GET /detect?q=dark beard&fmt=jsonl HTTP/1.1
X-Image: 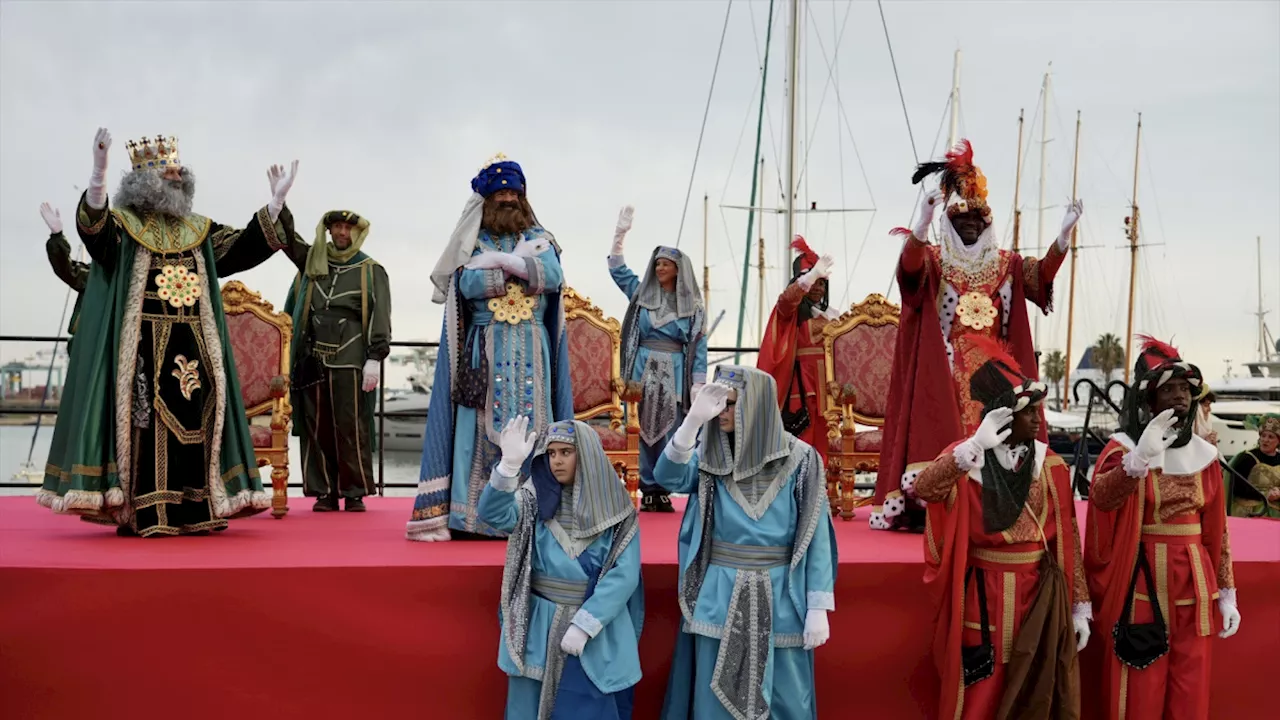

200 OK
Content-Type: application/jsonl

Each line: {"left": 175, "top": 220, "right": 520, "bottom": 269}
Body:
{"left": 113, "top": 168, "right": 196, "bottom": 218}
{"left": 481, "top": 199, "right": 533, "bottom": 236}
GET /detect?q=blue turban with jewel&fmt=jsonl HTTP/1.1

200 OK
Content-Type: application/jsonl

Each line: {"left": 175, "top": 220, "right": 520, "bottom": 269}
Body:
{"left": 471, "top": 155, "right": 526, "bottom": 197}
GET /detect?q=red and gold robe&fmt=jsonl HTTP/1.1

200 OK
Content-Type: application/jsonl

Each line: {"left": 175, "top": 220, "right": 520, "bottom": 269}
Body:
{"left": 1084, "top": 436, "right": 1234, "bottom": 720}
{"left": 872, "top": 237, "right": 1064, "bottom": 528}
{"left": 758, "top": 279, "right": 832, "bottom": 461}
{"left": 917, "top": 441, "right": 1086, "bottom": 720}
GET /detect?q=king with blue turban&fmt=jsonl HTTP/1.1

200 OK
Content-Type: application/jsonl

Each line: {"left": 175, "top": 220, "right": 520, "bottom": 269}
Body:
{"left": 406, "top": 155, "right": 574, "bottom": 542}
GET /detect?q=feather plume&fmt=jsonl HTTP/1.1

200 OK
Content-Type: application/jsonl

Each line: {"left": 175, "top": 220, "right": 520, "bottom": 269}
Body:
{"left": 966, "top": 334, "right": 1024, "bottom": 375}
{"left": 912, "top": 161, "right": 948, "bottom": 185}
{"left": 945, "top": 139, "right": 975, "bottom": 168}
{"left": 1136, "top": 334, "right": 1180, "bottom": 362}
{"left": 889, "top": 227, "right": 912, "bottom": 238}
{"left": 790, "top": 235, "right": 819, "bottom": 265}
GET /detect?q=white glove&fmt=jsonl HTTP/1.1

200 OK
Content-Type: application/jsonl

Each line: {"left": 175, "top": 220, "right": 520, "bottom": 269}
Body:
{"left": 1218, "top": 589, "right": 1240, "bottom": 638}
{"left": 561, "top": 625, "right": 590, "bottom": 656}
{"left": 266, "top": 160, "right": 299, "bottom": 222}
{"left": 803, "top": 609, "right": 830, "bottom": 649}
{"left": 465, "top": 251, "right": 528, "bottom": 280}
{"left": 797, "top": 254, "right": 835, "bottom": 291}
{"left": 361, "top": 359, "right": 379, "bottom": 392}
{"left": 1072, "top": 607, "right": 1091, "bottom": 651}
{"left": 974, "top": 407, "right": 1013, "bottom": 451}
{"left": 611, "top": 205, "right": 634, "bottom": 256}
{"left": 497, "top": 416, "right": 538, "bottom": 478}
{"left": 40, "top": 203, "right": 63, "bottom": 234}
{"left": 689, "top": 383, "right": 706, "bottom": 405}
{"left": 1055, "top": 199, "right": 1084, "bottom": 251}
{"left": 514, "top": 235, "right": 551, "bottom": 259}
{"left": 1134, "top": 408, "right": 1180, "bottom": 466}
{"left": 671, "top": 382, "right": 730, "bottom": 451}
{"left": 87, "top": 128, "right": 112, "bottom": 210}
{"left": 911, "top": 189, "right": 943, "bottom": 240}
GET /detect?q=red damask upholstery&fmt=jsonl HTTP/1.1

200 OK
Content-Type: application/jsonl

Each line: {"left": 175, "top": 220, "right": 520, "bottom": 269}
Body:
{"left": 249, "top": 424, "right": 273, "bottom": 448}
{"left": 567, "top": 319, "right": 613, "bottom": 413}
{"left": 226, "top": 312, "right": 283, "bottom": 409}
{"left": 831, "top": 323, "right": 895, "bottom": 419}
{"left": 854, "top": 429, "right": 883, "bottom": 453}
{"left": 587, "top": 420, "right": 628, "bottom": 451}
{"left": 221, "top": 280, "right": 293, "bottom": 519}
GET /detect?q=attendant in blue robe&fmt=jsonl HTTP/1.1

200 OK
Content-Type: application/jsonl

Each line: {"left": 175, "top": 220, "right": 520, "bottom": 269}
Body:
{"left": 654, "top": 366, "right": 837, "bottom": 720}
{"left": 608, "top": 205, "right": 708, "bottom": 513}
{"left": 479, "top": 416, "right": 644, "bottom": 720}
{"left": 406, "top": 156, "right": 574, "bottom": 542}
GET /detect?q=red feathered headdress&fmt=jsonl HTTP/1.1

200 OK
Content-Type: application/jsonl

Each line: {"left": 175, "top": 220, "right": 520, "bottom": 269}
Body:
{"left": 966, "top": 335, "right": 1046, "bottom": 411}
{"left": 791, "top": 235, "right": 819, "bottom": 277}
{"left": 912, "top": 139, "right": 992, "bottom": 222}
{"left": 1133, "top": 334, "right": 1202, "bottom": 392}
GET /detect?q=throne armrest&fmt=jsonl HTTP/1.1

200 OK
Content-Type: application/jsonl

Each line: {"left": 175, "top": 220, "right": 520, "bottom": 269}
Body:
{"left": 619, "top": 379, "right": 644, "bottom": 404}
{"left": 270, "top": 375, "right": 289, "bottom": 399}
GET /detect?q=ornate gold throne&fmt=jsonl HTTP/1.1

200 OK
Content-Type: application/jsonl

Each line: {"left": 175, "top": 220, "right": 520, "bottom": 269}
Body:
{"left": 562, "top": 287, "right": 642, "bottom": 507}
{"left": 822, "top": 293, "right": 900, "bottom": 520}
{"left": 221, "top": 280, "right": 293, "bottom": 519}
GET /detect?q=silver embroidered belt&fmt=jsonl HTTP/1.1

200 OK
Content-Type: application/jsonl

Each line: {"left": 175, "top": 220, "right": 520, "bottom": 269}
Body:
{"left": 530, "top": 573, "right": 588, "bottom": 606}
{"left": 709, "top": 541, "right": 790, "bottom": 570}
{"left": 640, "top": 338, "right": 683, "bottom": 353}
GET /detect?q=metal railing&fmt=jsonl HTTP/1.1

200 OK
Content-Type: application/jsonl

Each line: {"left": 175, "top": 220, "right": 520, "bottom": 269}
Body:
{"left": 0, "top": 333, "right": 763, "bottom": 491}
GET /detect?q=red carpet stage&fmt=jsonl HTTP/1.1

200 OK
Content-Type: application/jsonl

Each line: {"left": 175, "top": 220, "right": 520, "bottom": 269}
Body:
{"left": 3, "top": 497, "right": 1278, "bottom": 719}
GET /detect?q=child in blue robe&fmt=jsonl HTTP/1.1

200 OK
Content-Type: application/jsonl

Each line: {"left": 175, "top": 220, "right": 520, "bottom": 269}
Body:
{"left": 478, "top": 416, "right": 644, "bottom": 720}
{"left": 654, "top": 366, "right": 838, "bottom": 720}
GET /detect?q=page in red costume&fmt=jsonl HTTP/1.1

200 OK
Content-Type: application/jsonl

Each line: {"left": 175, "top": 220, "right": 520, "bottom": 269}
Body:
{"left": 758, "top": 281, "right": 828, "bottom": 460}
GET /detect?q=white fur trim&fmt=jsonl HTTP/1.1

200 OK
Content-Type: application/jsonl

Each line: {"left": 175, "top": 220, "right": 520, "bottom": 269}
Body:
{"left": 193, "top": 252, "right": 235, "bottom": 518}
{"left": 52, "top": 489, "right": 103, "bottom": 514}
{"left": 35, "top": 489, "right": 58, "bottom": 508}
{"left": 868, "top": 511, "right": 891, "bottom": 530}
{"left": 104, "top": 486, "right": 124, "bottom": 507}
{"left": 1122, "top": 450, "right": 1150, "bottom": 478}
{"left": 572, "top": 608, "right": 604, "bottom": 638}
{"left": 405, "top": 517, "right": 451, "bottom": 542}
{"left": 113, "top": 248, "right": 151, "bottom": 524}
{"left": 807, "top": 591, "right": 836, "bottom": 612}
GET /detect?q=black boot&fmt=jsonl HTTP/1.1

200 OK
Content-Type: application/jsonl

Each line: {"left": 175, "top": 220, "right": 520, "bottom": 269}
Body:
{"left": 312, "top": 495, "right": 339, "bottom": 512}
{"left": 641, "top": 494, "right": 656, "bottom": 513}
{"left": 344, "top": 496, "right": 366, "bottom": 512}
{"left": 653, "top": 491, "right": 675, "bottom": 513}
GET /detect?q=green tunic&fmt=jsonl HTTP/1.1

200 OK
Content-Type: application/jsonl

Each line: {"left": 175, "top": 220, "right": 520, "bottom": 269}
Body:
{"left": 36, "top": 192, "right": 287, "bottom": 535}
{"left": 284, "top": 241, "right": 391, "bottom": 499}
{"left": 45, "top": 231, "right": 90, "bottom": 345}
{"left": 1226, "top": 448, "right": 1280, "bottom": 519}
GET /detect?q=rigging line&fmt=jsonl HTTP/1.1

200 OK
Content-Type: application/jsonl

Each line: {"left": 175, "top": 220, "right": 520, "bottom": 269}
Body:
{"left": 675, "top": 0, "right": 735, "bottom": 249}
{"left": 876, "top": 0, "right": 918, "bottom": 163}
{"left": 833, "top": 0, "right": 850, "bottom": 305}
{"left": 720, "top": 37, "right": 769, "bottom": 205}
{"left": 793, "top": 0, "right": 854, "bottom": 190}
{"left": 843, "top": 212, "right": 879, "bottom": 307}
{"left": 718, "top": 206, "right": 746, "bottom": 297}
{"left": 1001, "top": 87, "right": 1045, "bottom": 249}
{"left": 24, "top": 247, "right": 82, "bottom": 466}
{"left": 886, "top": 100, "right": 952, "bottom": 298}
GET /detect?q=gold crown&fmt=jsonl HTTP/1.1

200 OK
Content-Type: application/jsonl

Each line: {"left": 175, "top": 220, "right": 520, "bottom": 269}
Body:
{"left": 126, "top": 135, "right": 181, "bottom": 171}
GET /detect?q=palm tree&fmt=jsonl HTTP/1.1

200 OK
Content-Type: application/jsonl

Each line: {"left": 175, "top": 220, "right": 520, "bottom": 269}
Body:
{"left": 1042, "top": 350, "right": 1067, "bottom": 410}
{"left": 1093, "top": 333, "right": 1125, "bottom": 383}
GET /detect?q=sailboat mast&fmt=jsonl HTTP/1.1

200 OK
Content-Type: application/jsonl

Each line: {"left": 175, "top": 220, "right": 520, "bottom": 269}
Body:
{"left": 1259, "top": 235, "right": 1267, "bottom": 362}
{"left": 703, "top": 193, "right": 711, "bottom": 320}
{"left": 1035, "top": 65, "right": 1051, "bottom": 350}
{"left": 783, "top": 0, "right": 802, "bottom": 267}
{"left": 758, "top": 158, "right": 767, "bottom": 342}
{"left": 1012, "top": 109, "right": 1025, "bottom": 253}
{"left": 1123, "top": 114, "right": 1143, "bottom": 384}
{"left": 733, "top": 0, "right": 775, "bottom": 363}
{"left": 1063, "top": 110, "right": 1082, "bottom": 410}
{"left": 947, "top": 50, "right": 961, "bottom": 147}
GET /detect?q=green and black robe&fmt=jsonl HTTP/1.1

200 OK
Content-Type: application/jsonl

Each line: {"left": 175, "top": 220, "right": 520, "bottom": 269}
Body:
{"left": 45, "top": 231, "right": 90, "bottom": 349}
{"left": 36, "top": 192, "right": 287, "bottom": 536}
{"left": 1226, "top": 447, "right": 1280, "bottom": 519}
{"left": 284, "top": 250, "right": 391, "bottom": 500}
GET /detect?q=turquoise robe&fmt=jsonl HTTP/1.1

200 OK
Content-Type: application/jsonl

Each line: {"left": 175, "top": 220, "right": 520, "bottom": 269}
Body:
{"left": 478, "top": 479, "right": 644, "bottom": 719}
{"left": 654, "top": 438, "right": 837, "bottom": 719}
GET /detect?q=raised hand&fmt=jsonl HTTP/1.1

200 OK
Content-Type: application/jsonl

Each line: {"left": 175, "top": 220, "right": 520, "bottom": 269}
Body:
{"left": 911, "top": 189, "right": 944, "bottom": 240}
{"left": 496, "top": 415, "right": 538, "bottom": 477}
{"left": 92, "top": 128, "right": 112, "bottom": 173}
{"left": 611, "top": 205, "right": 634, "bottom": 256}
{"left": 39, "top": 203, "right": 63, "bottom": 234}
{"left": 1056, "top": 200, "right": 1084, "bottom": 250}
{"left": 973, "top": 407, "right": 1014, "bottom": 451}
{"left": 1136, "top": 408, "right": 1179, "bottom": 462}
{"left": 687, "top": 382, "right": 731, "bottom": 426}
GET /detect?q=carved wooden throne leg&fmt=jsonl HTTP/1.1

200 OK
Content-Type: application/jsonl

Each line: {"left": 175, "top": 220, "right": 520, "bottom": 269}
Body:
{"left": 271, "top": 459, "right": 289, "bottom": 518}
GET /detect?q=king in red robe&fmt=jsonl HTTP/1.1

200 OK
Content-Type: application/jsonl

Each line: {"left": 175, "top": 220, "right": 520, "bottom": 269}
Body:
{"left": 1084, "top": 336, "right": 1240, "bottom": 720}
{"left": 757, "top": 237, "right": 838, "bottom": 463}
{"left": 871, "top": 140, "right": 1083, "bottom": 532}
{"left": 916, "top": 338, "right": 1090, "bottom": 720}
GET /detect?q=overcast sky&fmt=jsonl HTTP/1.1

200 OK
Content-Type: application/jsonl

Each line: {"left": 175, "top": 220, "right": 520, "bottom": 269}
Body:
{"left": 1, "top": 0, "right": 1277, "bottom": 386}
